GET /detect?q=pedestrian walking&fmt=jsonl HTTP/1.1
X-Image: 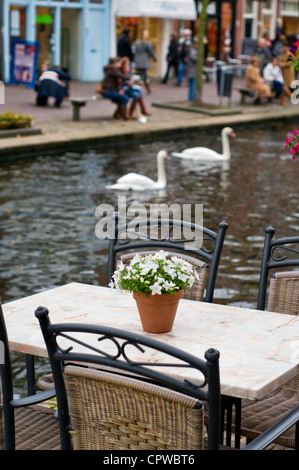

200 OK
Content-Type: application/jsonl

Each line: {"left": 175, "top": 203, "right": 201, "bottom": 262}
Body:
{"left": 117, "top": 28, "right": 134, "bottom": 63}
{"left": 161, "top": 33, "right": 179, "bottom": 84}
{"left": 176, "top": 29, "right": 191, "bottom": 86}
{"left": 134, "top": 30, "right": 157, "bottom": 94}
{"left": 186, "top": 38, "right": 198, "bottom": 101}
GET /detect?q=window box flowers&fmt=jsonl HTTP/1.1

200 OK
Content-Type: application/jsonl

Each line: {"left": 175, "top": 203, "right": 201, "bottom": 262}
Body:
{"left": 285, "top": 130, "right": 299, "bottom": 160}
{"left": 0, "top": 111, "right": 32, "bottom": 130}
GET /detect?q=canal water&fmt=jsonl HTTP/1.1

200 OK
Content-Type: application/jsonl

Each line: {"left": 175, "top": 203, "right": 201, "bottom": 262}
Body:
{"left": 1, "top": 122, "right": 298, "bottom": 391}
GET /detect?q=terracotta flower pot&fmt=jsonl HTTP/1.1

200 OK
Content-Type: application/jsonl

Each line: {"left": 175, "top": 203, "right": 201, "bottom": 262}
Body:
{"left": 133, "top": 289, "right": 183, "bottom": 333}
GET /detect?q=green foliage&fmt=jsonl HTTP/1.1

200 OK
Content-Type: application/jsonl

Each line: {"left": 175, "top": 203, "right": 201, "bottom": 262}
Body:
{"left": 109, "top": 251, "right": 200, "bottom": 296}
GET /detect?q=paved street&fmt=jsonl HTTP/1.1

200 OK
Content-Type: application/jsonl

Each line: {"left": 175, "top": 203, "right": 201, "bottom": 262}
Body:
{"left": 0, "top": 74, "right": 299, "bottom": 158}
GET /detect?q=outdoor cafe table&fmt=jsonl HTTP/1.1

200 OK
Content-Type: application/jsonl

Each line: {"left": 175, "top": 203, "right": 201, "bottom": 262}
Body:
{"left": 3, "top": 282, "right": 299, "bottom": 445}
{"left": 3, "top": 282, "right": 299, "bottom": 400}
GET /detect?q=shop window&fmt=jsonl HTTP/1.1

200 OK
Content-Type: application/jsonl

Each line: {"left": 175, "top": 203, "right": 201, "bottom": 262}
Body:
{"left": 263, "top": 0, "right": 272, "bottom": 9}
{"left": 89, "top": 0, "right": 103, "bottom": 3}
{"left": 10, "top": 6, "right": 26, "bottom": 39}
{"left": 282, "top": 0, "right": 298, "bottom": 13}
{"left": 245, "top": 0, "right": 254, "bottom": 14}
{"left": 244, "top": 18, "right": 253, "bottom": 38}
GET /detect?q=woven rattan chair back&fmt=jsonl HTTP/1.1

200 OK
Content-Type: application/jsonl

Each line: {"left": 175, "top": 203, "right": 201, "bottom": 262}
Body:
{"left": 35, "top": 306, "right": 221, "bottom": 451}
{"left": 64, "top": 365, "right": 203, "bottom": 450}
{"left": 267, "top": 271, "right": 299, "bottom": 315}
{"left": 119, "top": 251, "right": 208, "bottom": 302}
{"left": 107, "top": 213, "right": 228, "bottom": 303}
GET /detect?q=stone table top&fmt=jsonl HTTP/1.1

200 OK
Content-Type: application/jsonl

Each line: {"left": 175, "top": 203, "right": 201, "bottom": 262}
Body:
{"left": 3, "top": 282, "right": 299, "bottom": 400}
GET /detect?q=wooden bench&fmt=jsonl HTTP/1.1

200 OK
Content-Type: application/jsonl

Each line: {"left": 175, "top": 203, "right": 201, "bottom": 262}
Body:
{"left": 69, "top": 96, "right": 99, "bottom": 121}
{"left": 236, "top": 87, "right": 256, "bottom": 105}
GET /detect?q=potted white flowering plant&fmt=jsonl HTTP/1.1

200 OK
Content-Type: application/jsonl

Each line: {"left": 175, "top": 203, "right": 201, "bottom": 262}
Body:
{"left": 109, "top": 250, "right": 200, "bottom": 333}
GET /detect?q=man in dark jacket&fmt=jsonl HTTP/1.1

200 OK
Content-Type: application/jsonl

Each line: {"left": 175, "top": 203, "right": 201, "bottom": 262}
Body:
{"left": 161, "top": 33, "right": 179, "bottom": 84}
{"left": 117, "top": 29, "right": 134, "bottom": 63}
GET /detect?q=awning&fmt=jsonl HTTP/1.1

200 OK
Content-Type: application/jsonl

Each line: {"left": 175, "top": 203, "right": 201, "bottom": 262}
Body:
{"left": 114, "top": 0, "right": 197, "bottom": 20}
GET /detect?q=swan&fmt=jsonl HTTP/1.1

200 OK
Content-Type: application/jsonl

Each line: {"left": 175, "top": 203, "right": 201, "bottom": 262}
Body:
{"left": 106, "top": 150, "right": 170, "bottom": 191}
{"left": 171, "top": 127, "right": 236, "bottom": 161}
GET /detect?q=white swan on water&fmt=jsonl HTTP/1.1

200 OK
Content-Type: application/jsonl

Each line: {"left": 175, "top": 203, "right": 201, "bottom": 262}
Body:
{"left": 106, "top": 150, "right": 170, "bottom": 191}
{"left": 172, "top": 127, "right": 236, "bottom": 161}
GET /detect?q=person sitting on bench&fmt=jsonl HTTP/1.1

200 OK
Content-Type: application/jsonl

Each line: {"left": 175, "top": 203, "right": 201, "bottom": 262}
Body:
{"left": 263, "top": 55, "right": 292, "bottom": 106}
{"left": 35, "top": 64, "right": 71, "bottom": 107}
{"left": 119, "top": 57, "right": 151, "bottom": 118}
{"left": 100, "top": 57, "right": 131, "bottom": 120}
{"left": 245, "top": 56, "right": 272, "bottom": 104}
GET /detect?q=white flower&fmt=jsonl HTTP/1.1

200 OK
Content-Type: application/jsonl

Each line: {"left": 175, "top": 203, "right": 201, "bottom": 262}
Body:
{"left": 150, "top": 282, "right": 163, "bottom": 295}
{"left": 161, "top": 280, "right": 176, "bottom": 291}
{"left": 152, "top": 250, "right": 169, "bottom": 259}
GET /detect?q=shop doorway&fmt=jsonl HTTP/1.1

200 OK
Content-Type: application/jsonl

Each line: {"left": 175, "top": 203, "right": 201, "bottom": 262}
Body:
{"left": 61, "top": 9, "right": 81, "bottom": 79}
{"left": 35, "top": 6, "right": 81, "bottom": 79}
{"left": 36, "top": 7, "right": 55, "bottom": 70}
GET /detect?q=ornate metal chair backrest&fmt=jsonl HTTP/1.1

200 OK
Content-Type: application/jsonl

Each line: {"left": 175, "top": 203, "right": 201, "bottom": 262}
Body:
{"left": 107, "top": 212, "right": 228, "bottom": 303}
{"left": 35, "top": 306, "right": 221, "bottom": 451}
{"left": 257, "top": 226, "right": 299, "bottom": 313}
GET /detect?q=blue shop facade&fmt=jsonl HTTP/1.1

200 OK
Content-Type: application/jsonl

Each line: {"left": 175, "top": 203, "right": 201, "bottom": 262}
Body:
{"left": 2, "top": 0, "right": 112, "bottom": 83}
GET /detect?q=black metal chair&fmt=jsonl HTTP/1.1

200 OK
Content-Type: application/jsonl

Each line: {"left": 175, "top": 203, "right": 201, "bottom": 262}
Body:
{"left": 35, "top": 306, "right": 299, "bottom": 451}
{"left": 257, "top": 225, "right": 299, "bottom": 311}
{"left": 107, "top": 212, "right": 228, "bottom": 303}
{"left": 35, "top": 305, "right": 222, "bottom": 450}
{"left": 233, "top": 226, "right": 299, "bottom": 449}
{"left": 0, "top": 303, "right": 60, "bottom": 450}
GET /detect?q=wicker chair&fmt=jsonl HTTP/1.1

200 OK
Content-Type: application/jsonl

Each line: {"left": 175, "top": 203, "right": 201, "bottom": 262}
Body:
{"left": 0, "top": 304, "right": 60, "bottom": 450}
{"left": 234, "top": 226, "right": 299, "bottom": 449}
{"left": 35, "top": 306, "right": 299, "bottom": 451}
{"left": 107, "top": 213, "right": 228, "bottom": 303}
{"left": 35, "top": 305, "right": 223, "bottom": 450}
